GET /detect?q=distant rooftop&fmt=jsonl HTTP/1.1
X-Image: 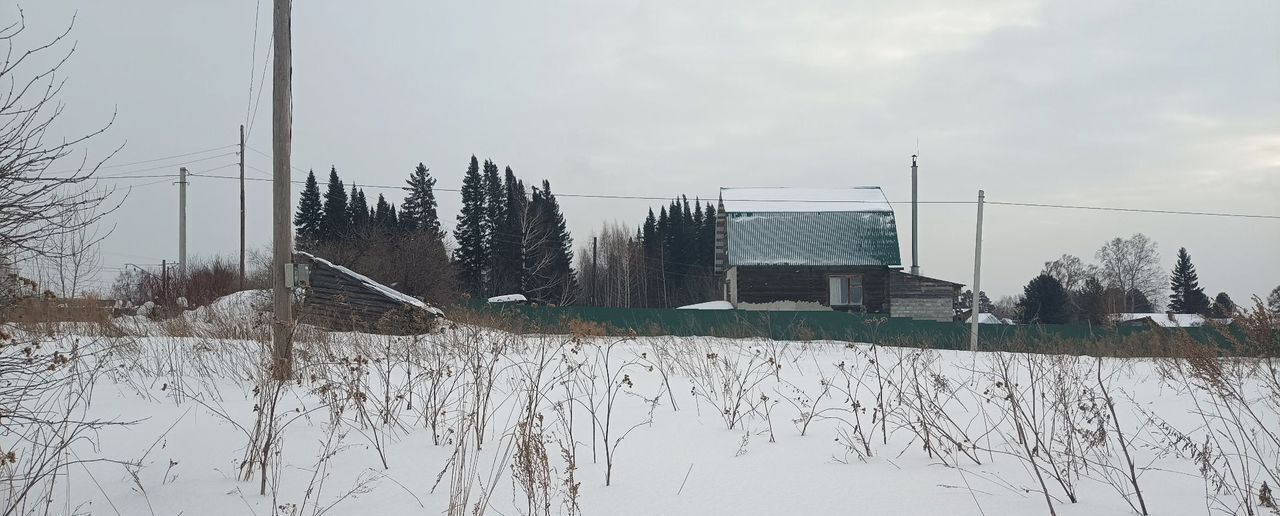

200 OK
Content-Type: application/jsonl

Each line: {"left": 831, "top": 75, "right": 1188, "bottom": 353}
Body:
{"left": 719, "top": 187, "right": 892, "bottom": 213}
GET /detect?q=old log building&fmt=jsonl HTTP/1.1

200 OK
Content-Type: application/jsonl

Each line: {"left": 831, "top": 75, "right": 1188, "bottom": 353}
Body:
{"left": 714, "top": 187, "right": 960, "bottom": 322}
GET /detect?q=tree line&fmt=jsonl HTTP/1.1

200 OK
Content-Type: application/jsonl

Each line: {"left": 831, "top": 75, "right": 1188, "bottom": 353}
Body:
{"left": 292, "top": 156, "right": 577, "bottom": 306}
{"left": 452, "top": 156, "right": 576, "bottom": 304}
{"left": 984, "top": 233, "right": 1240, "bottom": 324}
{"left": 578, "top": 196, "right": 719, "bottom": 308}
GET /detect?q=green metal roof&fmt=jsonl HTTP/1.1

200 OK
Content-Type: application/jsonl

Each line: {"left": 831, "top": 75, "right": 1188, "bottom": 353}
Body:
{"left": 725, "top": 211, "right": 902, "bottom": 267}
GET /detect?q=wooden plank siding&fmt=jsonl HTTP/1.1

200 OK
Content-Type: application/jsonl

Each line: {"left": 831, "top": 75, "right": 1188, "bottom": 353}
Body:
{"left": 295, "top": 253, "right": 439, "bottom": 334}
{"left": 735, "top": 265, "right": 890, "bottom": 313}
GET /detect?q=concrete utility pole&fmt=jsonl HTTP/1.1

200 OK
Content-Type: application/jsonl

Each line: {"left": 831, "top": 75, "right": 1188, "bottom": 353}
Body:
{"left": 239, "top": 124, "right": 246, "bottom": 290}
{"left": 178, "top": 167, "right": 187, "bottom": 275}
{"left": 271, "top": 0, "right": 294, "bottom": 380}
{"left": 910, "top": 155, "right": 919, "bottom": 276}
{"left": 969, "top": 189, "right": 985, "bottom": 352}
{"left": 591, "top": 236, "right": 598, "bottom": 305}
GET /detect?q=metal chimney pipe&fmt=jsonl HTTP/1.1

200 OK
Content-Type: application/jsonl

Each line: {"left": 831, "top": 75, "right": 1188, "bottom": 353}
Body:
{"left": 910, "top": 155, "right": 919, "bottom": 275}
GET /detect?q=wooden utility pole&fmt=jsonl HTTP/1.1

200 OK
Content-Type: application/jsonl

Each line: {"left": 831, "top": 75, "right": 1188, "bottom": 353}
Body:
{"left": 178, "top": 167, "right": 188, "bottom": 275}
{"left": 271, "top": 0, "right": 294, "bottom": 380}
{"left": 239, "top": 124, "right": 246, "bottom": 290}
{"left": 969, "top": 189, "right": 985, "bottom": 352}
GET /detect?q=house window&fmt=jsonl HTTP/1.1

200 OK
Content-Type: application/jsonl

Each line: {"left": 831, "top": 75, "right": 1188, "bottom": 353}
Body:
{"left": 828, "top": 275, "right": 863, "bottom": 307}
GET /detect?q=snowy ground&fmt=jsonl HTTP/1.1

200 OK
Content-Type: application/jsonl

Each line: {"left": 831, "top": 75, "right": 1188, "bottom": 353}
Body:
{"left": 4, "top": 303, "right": 1278, "bottom": 516}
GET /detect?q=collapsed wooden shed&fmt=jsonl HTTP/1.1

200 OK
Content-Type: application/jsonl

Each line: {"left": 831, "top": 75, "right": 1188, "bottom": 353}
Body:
{"left": 294, "top": 252, "right": 442, "bottom": 334}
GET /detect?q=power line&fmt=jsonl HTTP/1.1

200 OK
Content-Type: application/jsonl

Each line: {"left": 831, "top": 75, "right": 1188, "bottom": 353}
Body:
{"left": 86, "top": 162, "right": 238, "bottom": 181}
{"left": 986, "top": 201, "right": 1280, "bottom": 220}
{"left": 45, "top": 145, "right": 236, "bottom": 175}
{"left": 243, "top": 0, "right": 263, "bottom": 128}
{"left": 181, "top": 168, "right": 1280, "bottom": 220}
{"left": 245, "top": 43, "right": 273, "bottom": 140}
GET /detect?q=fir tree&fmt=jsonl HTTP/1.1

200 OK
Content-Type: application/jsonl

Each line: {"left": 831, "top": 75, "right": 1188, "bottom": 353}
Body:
{"left": 1169, "top": 247, "right": 1210, "bottom": 314}
{"left": 453, "top": 156, "right": 488, "bottom": 295}
{"left": 957, "top": 290, "right": 994, "bottom": 314}
{"left": 401, "top": 163, "right": 442, "bottom": 238}
{"left": 1210, "top": 292, "right": 1235, "bottom": 318}
{"left": 1072, "top": 277, "right": 1107, "bottom": 324}
{"left": 348, "top": 184, "right": 370, "bottom": 230}
{"left": 539, "top": 180, "right": 576, "bottom": 303}
{"left": 700, "top": 202, "right": 716, "bottom": 266}
{"left": 481, "top": 160, "right": 505, "bottom": 293}
{"left": 1128, "top": 289, "right": 1155, "bottom": 313}
{"left": 373, "top": 194, "right": 393, "bottom": 229}
{"left": 293, "top": 170, "right": 323, "bottom": 245}
{"left": 1016, "top": 273, "right": 1069, "bottom": 324}
{"left": 491, "top": 166, "right": 525, "bottom": 295}
{"left": 319, "top": 166, "right": 349, "bottom": 241}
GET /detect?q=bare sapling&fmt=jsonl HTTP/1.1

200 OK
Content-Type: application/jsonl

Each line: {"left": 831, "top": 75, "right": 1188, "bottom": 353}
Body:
{"left": 1089, "top": 357, "right": 1149, "bottom": 515}
{"left": 574, "top": 336, "right": 663, "bottom": 486}
{"left": 1149, "top": 319, "right": 1278, "bottom": 516}
{"left": 0, "top": 335, "right": 138, "bottom": 516}
{"left": 984, "top": 352, "right": 1059, "bottom": 516}
{"left": 511, "top": 336, "right": 575, "bottom": 516}
{"left": 886, "top": 348, "right": 985, "bottom": 467}
{"left": 408, "top": 332, "right": 461, "bottom": 446}
{"left": 679, "top": 339, "right": 779, "bottom": 431}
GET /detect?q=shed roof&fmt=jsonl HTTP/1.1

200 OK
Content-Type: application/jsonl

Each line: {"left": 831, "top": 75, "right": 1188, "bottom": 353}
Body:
{"left": 719, "top": 187, "right": 892, "bottom": 213}
{"left": 725, "top": 210, "right": 902, "bottom": 267}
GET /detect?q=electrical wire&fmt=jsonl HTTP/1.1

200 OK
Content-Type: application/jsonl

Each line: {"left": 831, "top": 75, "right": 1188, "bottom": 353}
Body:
{"left": 244, "top": 0, "right": 262, "bottom": 128}
{"left": 186, "top": 171, "right": 1280, "bottom": 220}
{"left": 985, "top": 201, "right": 1280, "bottom": 220}
{"left": 44, "top": 145, "right": 236, "bottom": 176}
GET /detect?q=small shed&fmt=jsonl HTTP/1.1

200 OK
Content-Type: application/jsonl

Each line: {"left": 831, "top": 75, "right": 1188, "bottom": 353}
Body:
{"left": 888, "top": 270, "right": 964, "bottom": 322}
{"left": 295, "top": 252, "right": 442, "bottom": 334}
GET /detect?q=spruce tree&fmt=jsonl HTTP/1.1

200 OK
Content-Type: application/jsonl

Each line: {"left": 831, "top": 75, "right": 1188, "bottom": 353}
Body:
{"left": 320, "top": 167, "right": 349, "bottom": 241}
{"left": 373, "top": 194, "right": 392, "bottom": 229}
{"left": 539, "top": 180, "right": 576, "bottom": 303}
{"left": 293, "top": 170, "right": 323, "bottom": 246}
{"left": 1072, "top": 277, "right": 1107, "bottom": 324}
{"left": 1128, "top": 289, "right": 1155, "bottom": 313}
{"left": 348, "top": 184, "right": 370, "bottom": 231}
{"left": 1169, "top": 247, "right": 1210, "bottom": 314}
{"left": 481, "top": 160, "right": 504, "bottom": 294}
{"left": 700, "top": 202, "right": 716, "bottom": 266}
{"left": 401, "top": 163, "right": 441, "bottom": 238}
{"left": 1016, "top": 273, "right": 1069, "bottom": 324}
{"left": 453, "top": 156, "right": 488, "bottom": 295}
{"left": 491, "top": 166, "right": 525, "bottom": 295}
{"left": 1210, "top": 292, "right": 1235, "bottom": 318}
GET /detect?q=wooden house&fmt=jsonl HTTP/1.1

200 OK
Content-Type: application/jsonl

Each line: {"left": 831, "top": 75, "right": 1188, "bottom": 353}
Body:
{"left": 714, "top": 187, "right": 961, "bottom": 321}
{"left": 295, "top": 252, "right": 442, "bottom": 334}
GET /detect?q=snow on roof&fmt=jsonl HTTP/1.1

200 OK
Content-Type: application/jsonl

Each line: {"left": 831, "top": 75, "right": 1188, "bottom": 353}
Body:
{"left": 488, "top": 294, "right": 528, "bottom": 303}
{"left": 720, "top": 187, "right": 893, "bottom": 213}
{"left": 1110, "top": 313, "right": 1229, "bottom": 328}
{"left": 677, "top": 300, "right": 735, "bottom": 310}
{"left": 967, "top": 312, "right": 1014, "bottom": 325}
{"left": 298, "top": 251, "right": 443, "bottom": 316}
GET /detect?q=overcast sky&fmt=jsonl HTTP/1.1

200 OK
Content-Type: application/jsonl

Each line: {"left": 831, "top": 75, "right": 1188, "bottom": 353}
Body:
{"left": 13, "top": 0, "right": 1280, "bottom": 302}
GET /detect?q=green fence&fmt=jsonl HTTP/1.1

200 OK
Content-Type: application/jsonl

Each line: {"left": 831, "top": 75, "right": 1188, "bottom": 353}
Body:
{"left": 458, "top": 302, "right": 1240, "bottom": 353}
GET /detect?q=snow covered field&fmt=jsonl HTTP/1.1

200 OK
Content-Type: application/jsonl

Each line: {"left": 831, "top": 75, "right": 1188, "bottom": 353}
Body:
{"left": 4, "top": 303, "right": 1278, "bottom": 516}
